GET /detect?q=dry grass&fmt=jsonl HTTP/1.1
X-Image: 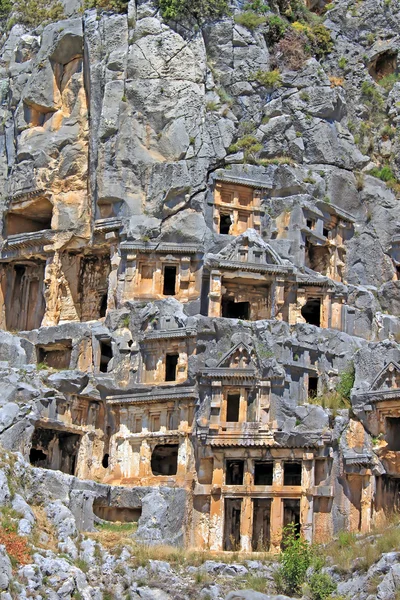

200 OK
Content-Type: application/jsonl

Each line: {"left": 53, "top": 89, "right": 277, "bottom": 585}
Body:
{"left": 86, "top": 525, "right": 273, "bottom": 568}
{"left": 308, "top": 391, "right": 350, "bottom": 413}
{"left": 324, "top": 516, "right": 400, "bottom": 573}
{"left": 329, "top": 76, "right": 344, "bottom": 87}
{"left": 30, "top": 506, "right": 59, "bottom": 553}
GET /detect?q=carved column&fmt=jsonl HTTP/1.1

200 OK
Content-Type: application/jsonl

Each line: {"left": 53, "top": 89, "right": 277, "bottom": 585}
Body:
{"left": 240, "top": 495, "right": 253, "bottom": 552}
{"left": 301, "top": 458, "right": 314, "bottom": 543}
{"left": 208, "top": 270, "right": 222, "bottom": 317}
{"left": 290, "top": 287, "right": 306, "bottom": 325}
{"left": 270, "top": 459, "right": 284, "bottom": 551}
{"left": 122, "top": 252, "right": 137, "bottom": 303}
{"left": 209, "top": 453, "right": 224, "bottom": 551}
{"left": 360, "top": 473, "right": 372, "bottom": 533}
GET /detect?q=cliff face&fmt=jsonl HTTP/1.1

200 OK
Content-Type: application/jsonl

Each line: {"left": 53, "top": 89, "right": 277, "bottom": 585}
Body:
{"left": 0, "top": 0, "right": 400, "bottom": 597}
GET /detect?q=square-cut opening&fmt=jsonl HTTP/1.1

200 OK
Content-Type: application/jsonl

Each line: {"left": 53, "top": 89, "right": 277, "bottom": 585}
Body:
{"left": 226, "top": 393, "right": 240, "bottom": 422}
{"left": 151, "top": 444, "right": 179, "bottom": 476}
{"left": 283, "top": 462, "right": 302, "bottom": 486}
{"left": 163, "top": 266, "right": 177, "bottom": 296}
{"left": 165, "top": 353, "right": 179, "bottom": 381}
{"left": 99, "top": 339, "right": 112, "bottom": 373}
{"left": 254, "top": 461, "right": 273, "bottom": 485}
{"left": 226, "top": 459, "right": 244, "bottom": 485}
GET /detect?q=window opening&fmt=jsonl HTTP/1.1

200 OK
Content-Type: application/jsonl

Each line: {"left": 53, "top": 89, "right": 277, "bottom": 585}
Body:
{"left": 99, "top": 339, "right": 112, "bottom": 373}
{"left": 254, "top": 461, "right": 273, "bottom": 485}
{"left": 163, "top": 266, "right": 177, "bottom": 296}
{"left": 220, "top": 214, "right": 232, "bottom": 234}
{"left": 301, "top": 298, "right": 321, "bottom": 327}
{"left": 226, "top": 393, "right": 240, "bottom": 422}
{"left": 222, "top": 299, "right": 250, "bottom": 320}
{"left": 165, "top": 353, "right": 179, "bottom": 382}
{"left": 151, "top": 444, "right": 179, "bottom": 476}
{"left": 226, "top": 460, "right": 244, "bottom": 485}
{"left": 283, "top": 462, "right": 302, "bottom": 486}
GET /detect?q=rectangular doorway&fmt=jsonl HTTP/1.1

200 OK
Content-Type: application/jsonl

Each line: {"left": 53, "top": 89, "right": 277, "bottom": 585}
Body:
{"left": 252, "top": 498, "right": 271, "bottom": 551}
{"left": 224, "top": 498, "right": 242, "bottom": 551}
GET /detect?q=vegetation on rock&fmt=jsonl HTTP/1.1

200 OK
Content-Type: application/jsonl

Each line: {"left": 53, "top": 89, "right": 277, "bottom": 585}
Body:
{"left": 84, "top": 0, "right": 129, "bottom": 12}
{"left": 7, "top": 0, "right": 64, "bottom": 27}
{"left": 157, "top": 0, "right": 230, "bottom": 20}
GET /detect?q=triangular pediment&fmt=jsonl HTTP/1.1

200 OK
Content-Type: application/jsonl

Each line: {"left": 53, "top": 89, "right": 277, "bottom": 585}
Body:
{"left": 370, "top": 361, "right": 400, "bottom": 391}
{"left": 212, "top": 229, "right": 284, "bottom": 266}
{"left": 217, "top": 341, "right": 257, "bottom": 370}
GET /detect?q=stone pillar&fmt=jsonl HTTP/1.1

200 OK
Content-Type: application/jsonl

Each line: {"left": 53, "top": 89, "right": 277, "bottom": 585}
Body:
{"left": 330, "top": 297, "right": 343, "bottom": 331}
{"left": 42, "top": 253, "right": 62, "bottom": 326}
{"left": 108, "top": 242, "right": 120, "bottom": 309}
{"left": 177, "top": 352, "right": 187, "bottom": 383}
{"left": 208, "top": 270, "right": 222, "bottom": 317}
{"left": 154, "top": 263, "right": 163, "bottom": 297}
{"left": 273, "top": 278, "right": 286, "bottom": 320}
{"left": 270, "top": 459, "right": 284, "bottom": 551}
{"left": 289, "top": 287, "right": 306, "bottom": 325}
{"left": 177, "top": 439, "right": 188, "bottom": 477}
{"left": 240, "top": 496, "right": 253, "bottom": 552}
{"left": 122, "top": 252, "right": 137, "bottom": 303}
{"left": 321, "top": 293, "right": 330, "bottom": 328}
{"left": 239, "top": 389, "right": 247, "bottom": 423}
{"left": 179, "top": 256, "right": 191, "bottom": 300}
{"left": 0, "top": 265, "right": 6, "bottom": 330}
{"left": 139, "top": 439, "right": 152, "bottom": 478}
{"left": 209, "top": 454, "right": 224, "bottom": 551}
{"left": 270, "top": 497, "right": 283, "bottom": 553}
{"left": 360, "top": 474, "right": 372, "bottom": 533}
{"left": 301, "top": 459, "right": 314, "bottom": 543}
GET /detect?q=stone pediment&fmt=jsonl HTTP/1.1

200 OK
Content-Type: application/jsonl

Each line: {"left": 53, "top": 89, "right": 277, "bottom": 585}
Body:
{"left": 206, "top": 229, "right": 287, "bottom": 268}
{"left": 216, "top": 341, "right": 258, "bottom": 370}
{"left": 370, "top": 361, "right": 400, "bottom": 392}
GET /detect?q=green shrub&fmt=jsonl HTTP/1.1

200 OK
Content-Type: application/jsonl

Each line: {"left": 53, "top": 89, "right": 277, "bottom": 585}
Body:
{"left": 12, "top": 0, "right": 64, "bottom": 26}
{"left": 253, "top": 68, "right": 282, "bottom": 88}
{"left": 274, "top": 523, "right": 312, "bottom": 595}
{"left": 361, "top": 80, "right": 384, "bottom": 109}
{"left": 369, "top": 165, "right": 396, "bottom": 183}
{"left": 217, "top": 87, "right": 233, "bottom": 106}
{"left": 244, "top": 0, "right": 269, "bottom": 12}
{"left": 336, "top": 363, "right": 355, "bottom": 401}
{"left": 308, "top": 24, "right": 333, "bottom": 56}
{"left": 206, "top": 100, "right": 219, "bottom": 112}
{"left": 228, "top": 134, "right": 263, "bottom": 162}
{"left": 338, "top": 56, "right": 347, "bottom": 69}
{"left": 0, "top": 0, "right": 11, "bottom": 19}
{"left": 234, "top": 11, "right": 267, "bottom": 29}
{"left": 157, "top": 0, "right": 229, "bottom": 20}
{"left": 309, "top": 571, "right": 337, "bottom": 600}
{"left": 266, "top": 14, "right": 288, "bottom": 43}
{"left": 378, "top": 72, "right": 400, "bottom": 91}
{"left": 84, "top": 0, "right": 128, "bottom": 12}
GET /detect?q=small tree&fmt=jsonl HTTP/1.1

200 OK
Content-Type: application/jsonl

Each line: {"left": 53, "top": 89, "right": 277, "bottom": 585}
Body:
{"left": 274, "top": 523, "right": 312, "bottom": 595}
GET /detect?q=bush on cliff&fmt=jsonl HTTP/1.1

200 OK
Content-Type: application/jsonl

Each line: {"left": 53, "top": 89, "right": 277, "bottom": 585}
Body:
{"left": 157, "top": 0, "right": 230, "bottom": 20}
{"left": 10, "top": 0, "right": 64, "bottom": 27}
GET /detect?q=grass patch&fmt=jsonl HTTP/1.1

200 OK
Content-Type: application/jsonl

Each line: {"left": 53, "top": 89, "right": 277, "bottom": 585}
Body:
{"left": 96, "top": 521, "right": 138, "bottom": 533}
{"left": 234, "top": 11, "right": 267, "bottom": 30}
{"left": 368, "top": 165, "right": 397, "bottom": 183}
{"left": 324, "top": 516, "right": 400, "bottom": 573}
{"left": 252, "top": 68, "right": 282, "bottom": 89}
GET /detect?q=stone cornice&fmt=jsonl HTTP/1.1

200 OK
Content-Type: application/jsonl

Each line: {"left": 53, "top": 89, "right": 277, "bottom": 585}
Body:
{"left": 144, "top": 327, "right": 197, "bottom": 341}
{"left": 107, "top": 386, "right": 198, "bottom": 405}
{"left": 119, "top": 241, "right": 201, "bottom": 254}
